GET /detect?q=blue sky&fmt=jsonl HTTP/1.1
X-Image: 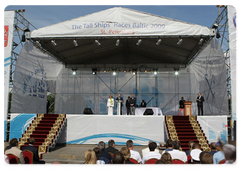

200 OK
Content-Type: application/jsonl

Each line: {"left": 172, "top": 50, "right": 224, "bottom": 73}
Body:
{"left": 4, "top": 5, "right": 220, "bottom": 29}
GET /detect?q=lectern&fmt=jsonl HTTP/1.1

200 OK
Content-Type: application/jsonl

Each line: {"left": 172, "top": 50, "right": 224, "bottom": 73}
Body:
{"left": 116, "top": 99, "right": 123, "bottom": 115}
{"left": 184, "top": 101, "right": 192, "bottom": 116}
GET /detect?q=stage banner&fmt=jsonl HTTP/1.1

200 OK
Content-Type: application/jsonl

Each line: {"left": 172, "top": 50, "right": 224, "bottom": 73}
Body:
{"left": 9, "top": 113, "right": 37, "bottom": 140}
{"left": 197, "top": 116, "right": 228, "bottom": 144}
{"left": 228, "top": 6, "right": 237, "bottom": 121}
{"left": 4, "top": 11, "right": 15, "bottom": 140}
{"left": 66, "top": 115, "right": 164, "bottom": 145}
{"left": 11, "top": 41, "right": 63, "bottom": 113}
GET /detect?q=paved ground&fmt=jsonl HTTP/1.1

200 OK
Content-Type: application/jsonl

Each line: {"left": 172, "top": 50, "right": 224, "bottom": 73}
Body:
{"left": 42, "top": 144, "right": 164, "bottom": 164}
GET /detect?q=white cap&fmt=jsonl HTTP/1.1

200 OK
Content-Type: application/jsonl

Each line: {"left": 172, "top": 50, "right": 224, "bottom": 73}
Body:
{"left": 190, "top": 149, "right": 202, "bottom": 161}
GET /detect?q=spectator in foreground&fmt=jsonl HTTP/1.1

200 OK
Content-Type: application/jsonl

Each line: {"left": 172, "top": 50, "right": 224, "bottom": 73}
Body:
{"left": 162, "top": 139, "right": 173, "bottom": 154}
{"left": 142, "top": 141, "right": 161, "bottom": 164}
{"left": 112, "top": 151, "right": 125, "bottom": 164}
{"left": 5, "top": 138, "right": 25, "bottom": 164}
{"left": 126, "top": 139, "right": 142, "bottom": 163}
{"left": 223, "top": 144, "right": 236, "bottom": 164}
{"left": 98, "top": 141, "right": 111, "bottom": 164}
{"left": 2, "top": 143, "right": 9, "bottom": 165}
{"left": 155, "top": 160, "right": 166, "bottom": 164}
{"left": 120, "top": 147, "right": 134, "bottom": 164}
{"left": 22, "top": 137, "right": 45, "bottom": 164}
{"left": 209, "top": 142, "right": 217, "bottom": 155}
{"left": 185, "top": 141, "right": 195, "bottom": 156}
{"left": 160, "top": 152, "right": 172, "bottom": 164}
{"left": 167, "top": 140, "right": 187, "bottom": 163}
{"left": 213, "top": 141, "right": 225, "bottom": 164}
{"left": 105, "top": 139, "right": 119, "bottom": 156}
{"left": 84, "top": 150, "right": 97, "bottom": 164}
{"left": 142, "top": 141, "right": 160, "bottom": 156}
{"left": 190, "top": 143, "right": 202, "bottom": 164}
{"left": 93, "top": 147, "right": 105, "bottom": 164}
{"left": 200, "top": 151, "right": 213, "bottom": 164}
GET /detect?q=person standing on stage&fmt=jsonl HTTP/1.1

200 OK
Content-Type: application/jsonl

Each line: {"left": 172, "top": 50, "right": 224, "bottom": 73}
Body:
{"left": 196, "top": 93, "right": 204, "bottom": 116}
{"left": 107, "top": 95, "right": 114, "bottom": 115}
{"left": 140, "top": 100, "right": 147, "bottom": 107}
{"left": 125, "top": 96, "right": 131, "bottom": 115}
{"left": 129, "top": 94, "right": 136, "bottom": 115}
{"left": 116, "top": 93, "right": 123, "bottom": 115}
{"left": 179, "top": 97, "right": 185, "bottom": 116}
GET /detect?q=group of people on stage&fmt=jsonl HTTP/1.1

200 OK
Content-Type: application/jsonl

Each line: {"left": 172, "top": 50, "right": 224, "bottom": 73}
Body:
{"left": 178, "top": 93, "right": 205, "bottom": 116}
{"left": 107, "top": 94, "right": 147, "bottom": 116}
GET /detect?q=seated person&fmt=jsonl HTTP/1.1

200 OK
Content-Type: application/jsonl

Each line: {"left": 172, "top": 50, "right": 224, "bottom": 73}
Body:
{"left": 104, "top": 139, "right": 119, "bottom": 156}
{"left": 140, "top": 100, "right": 147, "bottom": 107}
{"left": 142, "top": 141, "right": 160, "bottom": 156}
{"left": 142, "top": 142, "right": 161, "bottom": 164}
{"left": 120, "top": 147, "right": 134, "bottom": 164}
{"left": 5, "top": 138, "right": 25, "bottom": 164}
{"left": 111, "top": 151, "right": 125, "bottom": 164}
{"left": 98, "top": 141, "right": 111, "bottom": 164}
{"left": 167, "top": 140, "right": 187, "bottom": 163}
{"left": 126, "top": 139, "right": 142, "bottom": 163}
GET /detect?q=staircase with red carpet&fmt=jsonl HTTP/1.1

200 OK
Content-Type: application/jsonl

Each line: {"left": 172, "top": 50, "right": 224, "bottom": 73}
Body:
{"left": 165, "top": 116, "right": 210, "bottom": 152}
{"left": 19, "top": 114, "right": 66, "bottom": 156}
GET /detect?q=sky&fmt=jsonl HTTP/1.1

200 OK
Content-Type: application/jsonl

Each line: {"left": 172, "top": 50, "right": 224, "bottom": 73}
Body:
{"left": 4, "top": 5, "right": 221, "bottom": 30}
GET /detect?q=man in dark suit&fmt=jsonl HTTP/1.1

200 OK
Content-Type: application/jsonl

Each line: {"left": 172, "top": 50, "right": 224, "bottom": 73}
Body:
{"left": 125, "top": 96, "right": 131, "bottom": 115}
{"left": 129, "top": 94, "right": 136, "bottom": 115}
{"left": 196, "top": 93, "right": 205, "bottom": 116}
{"left": 98, "top": 141, "right": 112, "bottom": 164}
{"left": 105, "top": 139, "right": 119, "bottom": 157}
{"left": 22, "top": 138, "right": 45, "bottom": 164}
{"left": 140, "top": 100, "right": 147, "bottom": 107}
{"left": 116, "top": 93, "right": 123, "bottom": 115}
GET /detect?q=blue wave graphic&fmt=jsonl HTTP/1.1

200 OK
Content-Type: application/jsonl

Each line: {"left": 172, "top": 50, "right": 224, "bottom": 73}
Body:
{"left": 4, "top": 56, "right": 11, "bottom": 67}
{"left": 67, "top": 133, "right": 158, "bottom": 145}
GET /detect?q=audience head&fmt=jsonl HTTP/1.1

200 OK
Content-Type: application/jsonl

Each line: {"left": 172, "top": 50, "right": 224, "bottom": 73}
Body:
{"left": 126, "top": 140, "right": 133, "bottom": 149}
{"left": 210, "top": 142, "right": 216, "bottom": 150}
{"left": 84, "top": 149, "right": 97, "bottom": 164}
{"left": 181, "top": 97, "right": 184, "bottom": 100}
{"left": 215, "top": 141, "right": 223, "bottom": 151}
{"left": 166, "top": 139, "right": 173, "bottom": 148}
{"left": 120, "top": 147, "right": 131, "bottom": 161}
{"left": 10, "top": 138, "right": 18, "bottom": 147}
{"left": 128, "top": 96, "right": 130, "bottom": 99}
{"left": 2, "top": 143, "right": 7, "bottom": 154}
{"left": 155, "top": 160, "right": 166, "bottom": 164}
{"left": 149, "top": 141, "right": 157, "bottom": 151}
{"left": 28, "top": 137, "right": 35, "bottom": 145}
{"left": 192, "top": 143, "right": 201, "bottom": 150}
{"left": 112, "top": 151, "right": 125, "bottom": 164}
{"left": 223, "top": 144, "right": 236, "bottom": 162}
{"left": 93, "top": 147, "right": 101, "bottom": 160}
{"left": 199, "top": 151, "right": 213, "bottom": 164}
{"left": 160, "top": 152, "right": 172, "bottom": 164}
{"left": 132, "top": 94, "right": 135, "bottom": 98}
{"left": 98, "top": 141, "right": 106, "bottom": 150}
{"left": 108, "top": 139, "right": 115, "bottom": 148}
{"left": 172, "top": 140, "right": 181, "bottom": 150}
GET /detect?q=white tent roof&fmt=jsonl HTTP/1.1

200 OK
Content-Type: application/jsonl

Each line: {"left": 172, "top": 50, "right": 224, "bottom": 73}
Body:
{"left": 31, "top": 7, "right": 214, "bottom": 38}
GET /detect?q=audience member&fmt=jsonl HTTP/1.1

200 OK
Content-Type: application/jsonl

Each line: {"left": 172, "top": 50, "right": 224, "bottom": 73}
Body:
{"left": 22, "top": 137, "right": 45, "bottom": 164}
{"left": 223, "top": 144, "right": 236, "bottom": 164}
{"left": 190, "top": 143, "right": 202, "bottom": 164}
{"left": 112, "top": 151, "right": 125, "bottom": 164}
{"left": 162, "top": 139, "right": 173, "bottom": 154}
{"left": 105, "top": 139, "right": 119, "bottom": 156}
{"left": 84, "top": 149, "right": 97, "bottom": 164}
{"left": 98, "top": 141, "right": 111, "bottom": 164}
{"left": 5, "top": 138, "right": 13, "bottom": 151}
{"left": 142, "top": 141, "right": 161, "bottom": 164}
{"left": 93, "top": 147, "right": 105, "bottom": 164}
{"left": 120, "top": 147, "right": 134, "bottom": 164}
{"left": 142, "top": 141, "right": 160, "bottom": 156}
{"left": 199, "top": 151, "right": 213, "bottom": 164}
{"left": 185, "top": 141, "right": 195, "bottom": 156}
{"left": 160, "top": 152, "right": 172, "bottom": 164}
{"left": 126, "top": 139, "right": 142, "bottom": 163}
{"left": 155, "top": 160, "right": 166, "bottom": 164}
{"left": 5, "top": 138, "right": 25, "bottom": 164}
{"left": 209, "top": 142, "right": 217, "bottom": 155}
{"left": 2, "top": 143, "right": 9, "bottom": 165}
{"left": 213, "top": 141, "right": 225, "bottom": 164}
{"left": 167, "top": 140, "right": 187, "bottom": 163}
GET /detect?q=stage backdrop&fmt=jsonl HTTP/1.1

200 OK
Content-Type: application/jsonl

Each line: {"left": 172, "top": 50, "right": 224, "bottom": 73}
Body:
{"left": 11, "top": 39, "right": 228, "bottom": 115}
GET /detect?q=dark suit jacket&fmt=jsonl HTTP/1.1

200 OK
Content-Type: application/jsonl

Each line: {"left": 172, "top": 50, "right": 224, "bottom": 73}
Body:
{"left": 179, "top": 100, "right": 185, "bottom": 108}
{"left": 125, "top": 99, "right": 131, "bottom": 109}
{"left": 99, "top": 149, "right": 112, "bottom": 163}
{"left": 196, "top": 96, "right": 204, "bottom": 106}
{"left": 129, "top": 97, "right": 136, "bottom": 107}
{"left": 22, "top": 145, "right": 40, "bottom": 164}
{"left": 140, "top": 101, "right": 146, "bottom": 107}
{"left": 104, "top": 146, "right": 119, "bottom": 155}
{"left": 116, "top": 97, "right": 123, "bottom": 107}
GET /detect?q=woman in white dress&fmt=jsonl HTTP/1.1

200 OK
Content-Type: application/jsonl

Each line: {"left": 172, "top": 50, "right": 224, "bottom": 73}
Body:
{"left": 107, "top": 95, "right": 114, "bottom": 115}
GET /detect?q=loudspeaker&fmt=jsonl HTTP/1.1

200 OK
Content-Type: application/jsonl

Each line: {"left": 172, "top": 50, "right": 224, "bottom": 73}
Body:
{"left": 84, "top": 108, "right": 93, "bottom": 114}
{"left": 143, "top": 109, "right": 154, "bottom": 115}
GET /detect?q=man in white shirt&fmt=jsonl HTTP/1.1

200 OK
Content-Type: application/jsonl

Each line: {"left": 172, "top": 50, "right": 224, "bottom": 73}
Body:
{"left": 142, "top": 140, "right": 160, "bottom": 156}
{"left": 126, "top": 140, "right": 142, "bottom": 163}
{"left": 142, "top": 141, "right": 161, "bottom": 164}
{"left": 167, "top": 140, "right": 187, "bottom": 163}
{"left": 5, "top": 138, "right": 25, "bottom": 164}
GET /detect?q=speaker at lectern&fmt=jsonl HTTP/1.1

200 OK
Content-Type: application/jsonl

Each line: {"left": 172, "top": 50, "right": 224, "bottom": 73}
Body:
{"left": 116, "top": 99, "right": 123, "bottom": 115}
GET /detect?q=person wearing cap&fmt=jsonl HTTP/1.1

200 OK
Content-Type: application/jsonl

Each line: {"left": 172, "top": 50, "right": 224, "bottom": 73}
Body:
{"left": 223, "top": 144, "right": 236, "bottom": 164}
{"left": 213, "top": 141, "right": 225, "bottom": 164}
{"left": 190, "top": 143, "right": 202, "bottom": 164}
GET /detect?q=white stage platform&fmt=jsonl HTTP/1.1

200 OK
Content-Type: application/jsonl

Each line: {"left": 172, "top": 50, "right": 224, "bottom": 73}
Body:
{"left": 122, "top": 107, "right": 163, "bottom": 115}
